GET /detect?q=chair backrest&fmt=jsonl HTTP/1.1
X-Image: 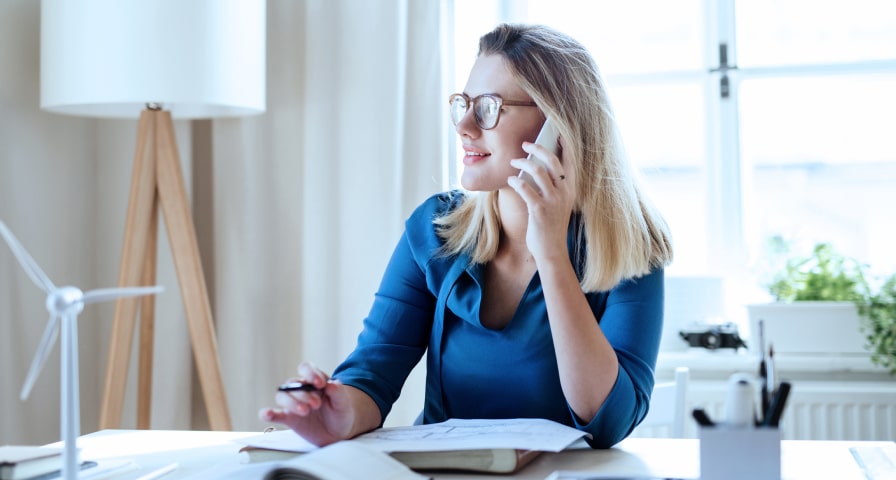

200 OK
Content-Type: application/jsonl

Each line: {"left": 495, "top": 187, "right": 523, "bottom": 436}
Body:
{"left": 637, "top": 366, "right": 690, "bottom": 438}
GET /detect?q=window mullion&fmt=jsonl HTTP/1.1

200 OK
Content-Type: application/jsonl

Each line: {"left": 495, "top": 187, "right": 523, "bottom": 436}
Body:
{"left": 705, "top": 0, "right": 747, "bottom": 276}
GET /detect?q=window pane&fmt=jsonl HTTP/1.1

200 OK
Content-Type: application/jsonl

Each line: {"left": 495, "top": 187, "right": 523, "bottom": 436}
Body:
{"left": 740, "top": 74, "right": 896, "bottom": 276}
{"left": 528, "top": 0, "right": 704, "bottom": 74}
{"left": 737, "top": 0, "right": 896, "bottom": 67}
{"left": 611, "top": 83, "right": 705, "bottom": 169}
{"left": 611, "top": 82, "right": 708, "bottom": 274}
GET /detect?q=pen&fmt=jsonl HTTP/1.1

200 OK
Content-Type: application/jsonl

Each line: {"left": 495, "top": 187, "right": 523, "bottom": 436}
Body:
{"left": 768, "top": 343, "right": 778, "bottom": 395}
{"left": 135, "top": 462, "right": 178, "bottom": 480}
{"left": 692, "top": 408, "right": 715, "bottom": 427}
{"left": 765, "top": 381, "right": 792, "bottom": 427}
{"left": 278, "top": 381, "right": 321, "bottom": 392}
{"left": 759, "top": 360, "right": 769, "bottom": 422}
{"left": 758, "top": 320, "right": 769, "bottom": 420}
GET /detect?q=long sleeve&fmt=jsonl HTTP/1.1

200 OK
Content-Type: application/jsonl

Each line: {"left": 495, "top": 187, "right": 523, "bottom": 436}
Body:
{"left": 576, "top": 268, "right": 665, "bottom": 447}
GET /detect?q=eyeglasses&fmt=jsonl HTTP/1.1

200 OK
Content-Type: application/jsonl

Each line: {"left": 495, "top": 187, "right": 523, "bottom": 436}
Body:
{"left": 448, "top": 93, "right": 538, "bottom": 130}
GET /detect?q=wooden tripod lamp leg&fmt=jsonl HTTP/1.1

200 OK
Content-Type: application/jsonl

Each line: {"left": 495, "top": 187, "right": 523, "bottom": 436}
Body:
{"left": 100, "top": 111, "right": 158, "bottom": 430}
{"left": 136, "top": 203, "right": 159, "bottom": 430}
{"left": 154, "top": 111, "right": 232, "bottom": 431}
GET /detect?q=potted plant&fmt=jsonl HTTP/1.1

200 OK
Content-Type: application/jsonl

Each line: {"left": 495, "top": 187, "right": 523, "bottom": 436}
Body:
{"left": 748, "top": 240, "right": 869, "bottom": 356}
{"left": 748, "top": 238, "right": 896, "bottom": 372}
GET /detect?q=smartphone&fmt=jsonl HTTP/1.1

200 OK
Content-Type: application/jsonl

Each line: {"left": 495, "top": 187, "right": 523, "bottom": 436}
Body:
{"left": 518, "top": 117, "right": 560, "bottom": 190}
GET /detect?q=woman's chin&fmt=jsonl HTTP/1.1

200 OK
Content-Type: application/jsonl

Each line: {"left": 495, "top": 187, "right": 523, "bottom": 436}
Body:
{"left": 459, "top": 180, "right": 489, "bottom": 192}
{"left": 459, "top": 172, "right": 511, "bottom": 192}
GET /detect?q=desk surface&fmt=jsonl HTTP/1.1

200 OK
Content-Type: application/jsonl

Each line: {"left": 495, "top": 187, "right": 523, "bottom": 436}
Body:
{"left": 70, "top": 429, "right": 891, "bottom": 479}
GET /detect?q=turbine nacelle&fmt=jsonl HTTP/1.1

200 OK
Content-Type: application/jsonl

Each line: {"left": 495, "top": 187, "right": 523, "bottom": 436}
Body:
{"left": 46, "top": 286, "right": 85, "bottom": 316}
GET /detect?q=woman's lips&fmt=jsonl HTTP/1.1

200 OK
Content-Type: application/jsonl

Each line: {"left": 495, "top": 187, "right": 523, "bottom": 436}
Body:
{"left": 463, "top": 148, "right": 490, "bottom": 166}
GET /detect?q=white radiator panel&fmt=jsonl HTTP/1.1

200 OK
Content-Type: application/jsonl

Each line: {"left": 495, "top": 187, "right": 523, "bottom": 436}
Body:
{"left": 682, "top": 381, "right": 896, "bottom": 440}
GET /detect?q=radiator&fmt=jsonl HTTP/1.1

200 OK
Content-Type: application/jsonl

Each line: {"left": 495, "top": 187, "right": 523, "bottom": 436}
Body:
{"left": 684, "top": 381, "right": 896, "bottom": 441}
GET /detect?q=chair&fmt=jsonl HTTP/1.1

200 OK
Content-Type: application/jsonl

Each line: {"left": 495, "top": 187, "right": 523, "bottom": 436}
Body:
{"left": 636, "top": 366, "right": 690, "bottom": 438}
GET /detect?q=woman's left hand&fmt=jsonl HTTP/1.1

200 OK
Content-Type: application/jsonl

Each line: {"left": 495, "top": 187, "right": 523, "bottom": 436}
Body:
{"left": 508, "top": 141, "right": 576, "bottom": 264}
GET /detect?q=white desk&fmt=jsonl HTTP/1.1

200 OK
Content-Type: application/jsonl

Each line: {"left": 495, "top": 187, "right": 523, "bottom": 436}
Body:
{"left": 69, "top": 429, "right": 891, "bottom": 479}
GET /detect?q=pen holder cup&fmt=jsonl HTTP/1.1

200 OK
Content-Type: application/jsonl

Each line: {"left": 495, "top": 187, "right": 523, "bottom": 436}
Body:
{"left": 699, "top": 426, "right": 781, "bottom": 480}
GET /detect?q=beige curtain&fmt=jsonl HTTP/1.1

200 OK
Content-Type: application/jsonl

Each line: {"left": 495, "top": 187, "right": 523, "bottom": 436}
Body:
{"left": 0, "top": 0, "right": 447, "bottom": 445}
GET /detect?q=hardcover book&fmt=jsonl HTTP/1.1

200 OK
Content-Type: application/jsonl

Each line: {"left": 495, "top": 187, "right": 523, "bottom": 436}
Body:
{"left": 240, "top": 443, "right": 542, "bottom": 474}
{"left": 0, "top": 446, "right": 63, "bottom": 480}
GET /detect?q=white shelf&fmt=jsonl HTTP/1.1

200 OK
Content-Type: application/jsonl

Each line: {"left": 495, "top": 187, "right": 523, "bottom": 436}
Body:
{"left": 657, "top": 349, "right": 888, "bottom": 377}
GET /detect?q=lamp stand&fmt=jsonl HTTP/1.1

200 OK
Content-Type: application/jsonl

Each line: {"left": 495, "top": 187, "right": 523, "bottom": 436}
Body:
{"left": 99, "top": 107, "right": 232, "bottom": 430}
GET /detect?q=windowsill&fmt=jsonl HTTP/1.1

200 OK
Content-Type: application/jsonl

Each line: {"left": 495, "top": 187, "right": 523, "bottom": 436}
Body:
{"left": 656, "top": 348, "right": 890, "bottom": 380}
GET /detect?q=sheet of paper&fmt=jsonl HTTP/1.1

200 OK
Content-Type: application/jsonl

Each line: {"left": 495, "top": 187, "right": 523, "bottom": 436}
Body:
{"left": 238, "top": 418, "right": 588, "bottom": 454}
{"left": 353, "top": 418, "right": 588, "bottom": 452}
{"left": 850, "top": 444, "right": 896, "bottom": 479}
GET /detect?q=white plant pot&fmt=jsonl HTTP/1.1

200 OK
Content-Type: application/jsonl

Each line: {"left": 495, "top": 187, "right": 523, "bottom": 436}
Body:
{"left": 746, "top": 302, "right": 868, "bottom": 355}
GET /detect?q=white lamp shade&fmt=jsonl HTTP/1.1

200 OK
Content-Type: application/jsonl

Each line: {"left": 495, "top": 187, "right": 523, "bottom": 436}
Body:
{"left": 40, "top": 0, "right": 266, "bottom": 119}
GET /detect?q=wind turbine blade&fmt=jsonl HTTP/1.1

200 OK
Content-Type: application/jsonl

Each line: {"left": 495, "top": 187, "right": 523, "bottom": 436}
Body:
{"left": 20, "top": 314, "right": 60, "bottom": 400}
{"left": 82, "top": 285, "right": 164, "bottom": 305}
{"left": 0, "top": 220, "right": 56, "bottom": 293}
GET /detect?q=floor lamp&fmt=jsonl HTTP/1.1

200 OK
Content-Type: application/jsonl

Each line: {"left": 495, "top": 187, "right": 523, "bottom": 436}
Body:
{"left": 40, "top": 0, "right": 266, "bottom": 431}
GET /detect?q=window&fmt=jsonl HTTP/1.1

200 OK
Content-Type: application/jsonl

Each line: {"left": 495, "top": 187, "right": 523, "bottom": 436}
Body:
{"left": 450, "top": 0, "right": 896, "bottom": 302}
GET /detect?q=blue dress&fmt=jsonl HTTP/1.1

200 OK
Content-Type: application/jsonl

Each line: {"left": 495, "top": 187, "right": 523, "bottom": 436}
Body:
{"left": 332, "top": 191, "right": 665, "bottom": 448}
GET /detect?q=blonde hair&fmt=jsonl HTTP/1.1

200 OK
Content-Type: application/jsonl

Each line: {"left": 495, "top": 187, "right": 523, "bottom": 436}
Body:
{"left": 436, "top": 24, "right": 673, "bottom": 292}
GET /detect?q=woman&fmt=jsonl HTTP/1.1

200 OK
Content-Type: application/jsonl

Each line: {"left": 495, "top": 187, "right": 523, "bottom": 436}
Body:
{"left": 260, "top": 23, "right": 673, "bottom": 449}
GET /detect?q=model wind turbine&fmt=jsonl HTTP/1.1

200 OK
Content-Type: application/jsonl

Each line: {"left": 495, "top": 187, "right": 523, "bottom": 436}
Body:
{"left": 0, "top": 220, "right": 163, "bottom": 480}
